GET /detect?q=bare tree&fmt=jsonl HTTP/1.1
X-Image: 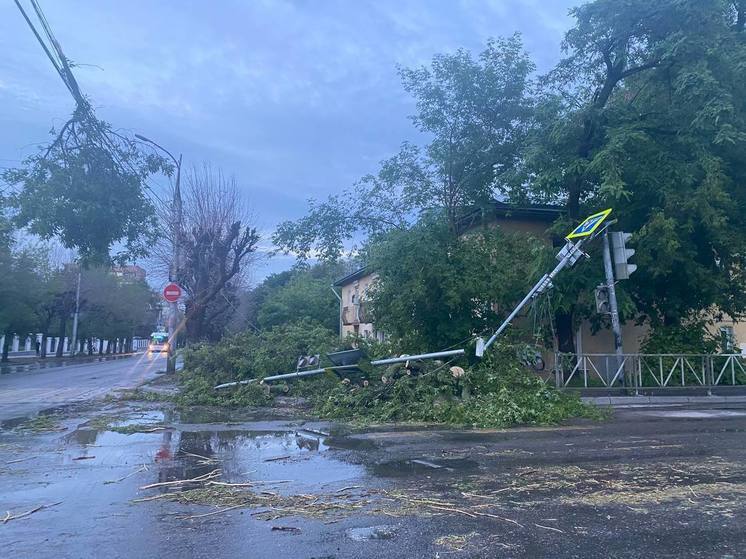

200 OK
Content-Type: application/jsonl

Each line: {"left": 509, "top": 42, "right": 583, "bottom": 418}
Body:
{"left": 173, "top": 166, "right": 259, "bottom": 342}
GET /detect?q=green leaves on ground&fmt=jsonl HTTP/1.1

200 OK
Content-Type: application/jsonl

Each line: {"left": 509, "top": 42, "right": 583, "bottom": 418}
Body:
{"left": 314, "top": 343, "right": 601, "bottom": 427}
{"left": 178, "top": 320, "right": 339, "bottom": 406}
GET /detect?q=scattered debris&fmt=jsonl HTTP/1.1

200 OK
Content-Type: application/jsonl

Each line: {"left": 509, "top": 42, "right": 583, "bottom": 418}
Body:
{"left": 410, "top": 459, "right": 444, "bottom": 469}
{"left": 534, "top": 523, "right": 565, "bottom": 534}
{"left": 271, "top": 526, "right": 301, "bottom": 533}
{"left": 72, "top": 456, "right": 95, "bottom": 461}
{"left": 300, "top": 428, "right": 330, "bottom": 437}
{"left": 19, "top": 416, "right": 65, "bottom": 433}
{"left": 4, "top": 457, "right": 34, "bottom": 465}
{"left": 264, "top": 455, "right": 291, "bottom": 462}
{"left": 178, "top": 451, "right": 220, "bottom": 465}
{"left": 179, "top": 504, "right": 245, "bottom": 520}
{"left": 434, "top": 532, "right": 479, "bottom": 551}
{"left": 139, "top": 469, "right": 221, "bottom": 490}
{"left": 2, "top": 502, "right": 62, "bottom": 523}
{"left": 104, "top": 465, "right": 148, "bottom": 485}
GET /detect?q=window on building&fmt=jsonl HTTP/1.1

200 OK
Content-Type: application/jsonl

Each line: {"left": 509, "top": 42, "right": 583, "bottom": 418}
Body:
{"left": 720, "top": 326, "right": 735, "bottom": 352}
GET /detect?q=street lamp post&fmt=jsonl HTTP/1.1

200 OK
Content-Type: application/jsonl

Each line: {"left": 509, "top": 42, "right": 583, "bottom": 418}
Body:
{"left": 135, "top": 133, "right": 182, "bottom": 374}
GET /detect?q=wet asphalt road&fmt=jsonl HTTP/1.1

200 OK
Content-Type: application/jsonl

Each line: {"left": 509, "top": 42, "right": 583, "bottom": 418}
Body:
{"left": 2, "top": 398, "right": 746, "bottom": 558}
{"left": 0, "top": 353, "right": 164, "bottom": 422}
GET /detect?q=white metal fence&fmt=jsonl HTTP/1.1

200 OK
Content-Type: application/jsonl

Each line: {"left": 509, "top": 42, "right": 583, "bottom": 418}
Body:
{"left": 554, "top": 353, "right": 746, "bottom": 392}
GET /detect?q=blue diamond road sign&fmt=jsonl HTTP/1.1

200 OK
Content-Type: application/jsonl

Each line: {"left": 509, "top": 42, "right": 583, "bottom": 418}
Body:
{"left": 566, "top": 208, "right": 612, "bottom": 240}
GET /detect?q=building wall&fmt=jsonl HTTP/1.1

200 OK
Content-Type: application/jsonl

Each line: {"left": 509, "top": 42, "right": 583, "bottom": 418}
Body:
{"left": 712, "top": 317, "right": 746, "bottom": 354}
{"left": 489, "top": 215, "right": 557, "bottom": 239}
{"left": 339, "top": 273, "right": 379, "bottom": 339}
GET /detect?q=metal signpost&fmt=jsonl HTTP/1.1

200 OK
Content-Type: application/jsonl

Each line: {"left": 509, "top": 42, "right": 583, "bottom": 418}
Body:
{"left": 602, "top": 230, "right": 624, "bottom": 385}
{"left": 163, "top": 282, "right": 182, "bottom": 373}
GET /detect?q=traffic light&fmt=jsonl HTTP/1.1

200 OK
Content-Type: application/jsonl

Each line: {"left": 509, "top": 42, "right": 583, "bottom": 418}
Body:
{"left": 595, "top": 285, "right": 610, "bottom": 314}
{"left": 610, "top": 231, "right": 637, "bottom": 279}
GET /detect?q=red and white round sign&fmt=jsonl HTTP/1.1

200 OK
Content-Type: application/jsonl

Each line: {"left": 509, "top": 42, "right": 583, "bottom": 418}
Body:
{"left": 163, "top": 282, "right": 182, "bottom": 303}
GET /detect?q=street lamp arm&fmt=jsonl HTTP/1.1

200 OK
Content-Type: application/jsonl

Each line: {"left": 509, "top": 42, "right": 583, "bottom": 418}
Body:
{"left": 134, "top": 133, "right": 179, "bottom": 168}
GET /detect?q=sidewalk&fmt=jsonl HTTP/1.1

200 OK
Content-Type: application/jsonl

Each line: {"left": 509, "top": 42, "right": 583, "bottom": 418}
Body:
{"left": 583, "top": 394, "right": 746, "bottom": 406}
{"left": 0, "top": 352, "right": 141, "bottom": 374}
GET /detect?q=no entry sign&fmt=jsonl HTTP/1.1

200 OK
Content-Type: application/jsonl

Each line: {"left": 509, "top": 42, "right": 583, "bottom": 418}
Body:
{"left": 163, "top": 282, "right": 182, "bottom": 303}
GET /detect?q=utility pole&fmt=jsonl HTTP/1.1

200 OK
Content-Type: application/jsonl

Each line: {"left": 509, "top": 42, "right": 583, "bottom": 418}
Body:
{"left": 135, "top": 134, "right": 182, "bottom": 374}
{"left": 69, "top": 267, "right": 81, "bottom": 356}
{"left": 170, "top": 154, "right": 182, "bottom": 374}
{"left": 602, "top": 230, "right": 624, "bottom": 385}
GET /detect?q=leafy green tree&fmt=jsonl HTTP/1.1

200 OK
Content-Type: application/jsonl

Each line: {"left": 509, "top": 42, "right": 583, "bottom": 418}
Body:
{"left": 274, "top": 35, "right": 535, "bottom": 261}
{"left": 77, "top": 268, "right": 155, "bottom": 352}
{"left": 0, "top": 248, "right": 46, "bottom": 361}
{"left": 511, "top": 0, "right": 746, "bottom": 347}
{"left": 256, "top": 263, "right": 343, "bottom": 333}
{"left": 2, "top": 108, "right": 168, "bottom": 266}
{"left": 366, "top": 217, "right": 544, "bottom": 351}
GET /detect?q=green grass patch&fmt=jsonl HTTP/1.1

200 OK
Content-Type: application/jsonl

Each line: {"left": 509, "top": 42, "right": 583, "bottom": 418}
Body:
{"left": 19, "top": 415, "right": 64, "bottom": 432}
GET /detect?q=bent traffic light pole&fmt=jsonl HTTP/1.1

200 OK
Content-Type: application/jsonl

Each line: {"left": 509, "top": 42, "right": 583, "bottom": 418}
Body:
{"left": 475, "top": 236, "right": 590, "bottom": 357}
{"left": 476, "top": 209, "right": 615, "bottom": 358}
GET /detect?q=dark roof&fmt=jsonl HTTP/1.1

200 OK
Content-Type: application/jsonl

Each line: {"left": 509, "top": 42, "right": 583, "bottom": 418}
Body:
{"left": 457, "top": 201, "right": 563, "bottom": 234}
{"left": 333, "top": 266, "right": 371, "bottom": 287}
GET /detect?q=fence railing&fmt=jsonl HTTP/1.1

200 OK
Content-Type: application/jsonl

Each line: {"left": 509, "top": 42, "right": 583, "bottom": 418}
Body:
{"left": 553, "top": 353, "right": 746, "bottom": 393}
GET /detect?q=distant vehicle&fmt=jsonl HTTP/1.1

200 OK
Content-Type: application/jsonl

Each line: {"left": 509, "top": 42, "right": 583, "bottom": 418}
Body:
{"left": 148, "top": 332, "right": 169, "bottom": 354}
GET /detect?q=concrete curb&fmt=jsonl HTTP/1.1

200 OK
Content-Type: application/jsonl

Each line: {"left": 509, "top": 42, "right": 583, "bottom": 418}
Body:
{"left": 583, "top": 395, "right": 746, "bottom": 406}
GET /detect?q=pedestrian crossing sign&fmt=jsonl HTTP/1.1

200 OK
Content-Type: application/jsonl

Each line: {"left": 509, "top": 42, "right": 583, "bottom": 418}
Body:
{"left": 566, "top": 208, "right": 612, "bottom": 240}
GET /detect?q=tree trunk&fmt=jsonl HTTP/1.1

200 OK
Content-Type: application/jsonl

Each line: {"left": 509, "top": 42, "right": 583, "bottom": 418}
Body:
{"left": 88, "top": 337, "right": 94, "bottom": 356}
{"left": 555, "top": 309, "right": 576, "bottom": 354}
{"left": 98, "top": 339, "right": 104, "bottom": 356}
{"left": 185, "top": 301, "right": 207, "bottom": 343}
{"left": 106, "top": 339, "right": 112, "bottom": 355}
{"left": 1, "top": 333, "right": 10, "bottom": 363}
{"left": 40, "top": 333, "right": 48, "bottom": 359}
{"left": 55, "top": 316, "right": 67, "bottom": 358}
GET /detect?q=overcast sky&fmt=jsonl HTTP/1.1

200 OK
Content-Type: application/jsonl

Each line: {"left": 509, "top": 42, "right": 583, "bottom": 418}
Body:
{"left": 0, "top": 0, "right": 577, "bottom": 281}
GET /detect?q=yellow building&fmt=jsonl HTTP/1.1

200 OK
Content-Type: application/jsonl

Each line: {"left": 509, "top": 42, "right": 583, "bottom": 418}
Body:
{"left": 333, "top": 267, "right": 381, "bottom": 340}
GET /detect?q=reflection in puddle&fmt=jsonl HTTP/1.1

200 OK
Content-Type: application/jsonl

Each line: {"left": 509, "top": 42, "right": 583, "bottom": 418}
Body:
{"left": 61, "top": 420, "right": 366, "bottom": 494}
{"left": 346, "top": 524, "right": 399, "bottom": 541}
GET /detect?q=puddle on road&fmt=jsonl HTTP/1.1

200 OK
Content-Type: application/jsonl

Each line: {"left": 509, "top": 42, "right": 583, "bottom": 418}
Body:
{"left": 346, "top": 524, "right": 399, "bottom": 541}
{"left": 58, "top": 417, "right": 366, "bottom": 495}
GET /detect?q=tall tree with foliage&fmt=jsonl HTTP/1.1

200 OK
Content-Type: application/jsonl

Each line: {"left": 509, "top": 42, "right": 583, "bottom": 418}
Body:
{"left": 176, "top": 167, "right": 260, "bottom": 342}
{"left": 366, "top": 217, "right": 544, "bottom": 351}
{"left": 0, "top": 246, "right": 47, "bottom": 361}
{"left": 255, "top": 263, "right": 344, "bottom": 333}
{"left": 2, "top": 108, "right": 168, "bottom": 266}
{"left": 274, "top": 35, "right": 535, "bottom": 261}
{"left": 509, "top": 0, "right": 746, "bottom": 347}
